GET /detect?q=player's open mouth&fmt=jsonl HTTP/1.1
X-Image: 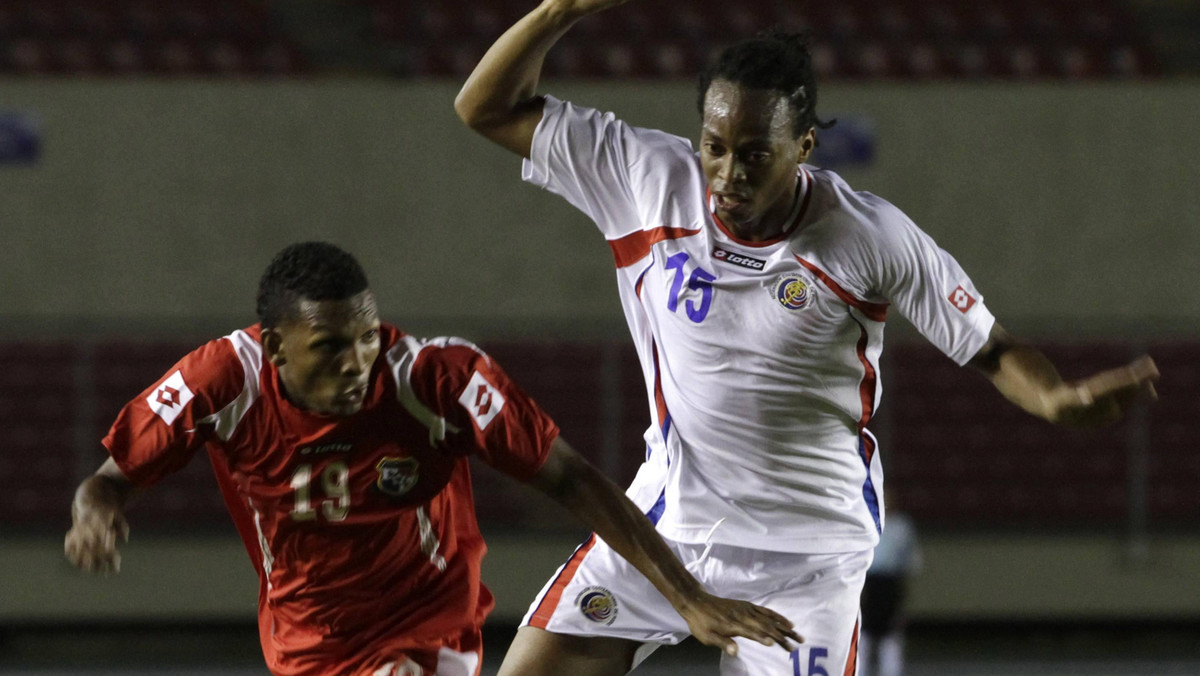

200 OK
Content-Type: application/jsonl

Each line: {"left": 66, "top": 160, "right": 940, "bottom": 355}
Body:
{"left": 336, "top": 385, "right": 367, "bottom": 404}
{"left": 715, "top": 193, "right": 750, "bottom": 213}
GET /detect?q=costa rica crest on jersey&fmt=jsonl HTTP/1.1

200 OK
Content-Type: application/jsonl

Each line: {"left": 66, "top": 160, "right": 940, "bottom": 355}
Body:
{"left": 769, "top": 273, "right": 816, "bottom": 312}
{"left": 576, "top": 586, "right": 619, "bottom": 625}
{"left": 375, "top": 456, "right": 420, "bottom": 497}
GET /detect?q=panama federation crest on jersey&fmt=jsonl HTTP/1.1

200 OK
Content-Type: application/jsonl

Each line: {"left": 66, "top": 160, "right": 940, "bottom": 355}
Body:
{"left": 376, "top": 456, "right": 420, "bottom": 497}
{"left": 768, "top": 273, "right": 816, "bottom": 312}
{"left": 576, "top": 586, "right": 619, "bottom": 625}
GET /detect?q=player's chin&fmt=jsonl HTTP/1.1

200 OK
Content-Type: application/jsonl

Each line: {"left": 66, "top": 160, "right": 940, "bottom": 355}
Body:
{"left": 716, "top": 203, "right": 754, "bottom": 226}
{"left": 324, "top": 397, "right": 365, "bottom": 417}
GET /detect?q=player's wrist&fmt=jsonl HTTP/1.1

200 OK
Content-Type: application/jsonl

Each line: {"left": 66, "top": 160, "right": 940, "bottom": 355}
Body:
{"left": 72, "top": 475, "right": 125, "bottom": 521}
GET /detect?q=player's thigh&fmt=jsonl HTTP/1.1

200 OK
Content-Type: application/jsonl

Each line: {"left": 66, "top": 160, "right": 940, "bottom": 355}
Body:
{"left": 713, "top": 548, "right": 871, "bottom": 676}
{"left": 496, "top": 626, "right": 640, "bottom": 676}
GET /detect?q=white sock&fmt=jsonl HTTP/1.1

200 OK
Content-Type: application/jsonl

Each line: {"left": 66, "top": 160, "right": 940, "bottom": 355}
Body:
{"left": 858, "top": 633, "right": 875, "bottom": 676}
{"left": 878, "top": 633, "right": 904, "bottom": 676}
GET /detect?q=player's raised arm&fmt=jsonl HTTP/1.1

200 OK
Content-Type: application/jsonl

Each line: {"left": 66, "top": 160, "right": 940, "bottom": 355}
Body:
{"left": 527, "top": 436, "right": 803, "bottom": 656}
{"left": 968, "top": 323, "right": 1159, "bottom": 426}
{"left": 65, "top": 458, "right": 139, "bottom": 574}
{"left": 454, "top": 0, "right": 632, "bottom": 157}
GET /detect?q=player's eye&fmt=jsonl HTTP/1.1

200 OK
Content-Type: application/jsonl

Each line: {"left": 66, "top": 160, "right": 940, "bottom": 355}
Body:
{"left": 361, "top": 329, "right": 379, "bottom": 343}
{"left": 312, "top": 339, "right": 341, "bottom": 353}
{"left": 704, "top": 142, "right": 725, "bottom": 156}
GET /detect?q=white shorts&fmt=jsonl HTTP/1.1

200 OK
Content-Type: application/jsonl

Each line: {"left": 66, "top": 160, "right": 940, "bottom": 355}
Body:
{"left": 521, "top": 534, "right": 871, "bottom": 675}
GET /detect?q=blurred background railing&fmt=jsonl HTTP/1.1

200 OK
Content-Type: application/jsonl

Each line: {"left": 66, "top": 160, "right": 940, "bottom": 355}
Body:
{"left": 2, "top": 337, "right": 1196, "bottom": 536}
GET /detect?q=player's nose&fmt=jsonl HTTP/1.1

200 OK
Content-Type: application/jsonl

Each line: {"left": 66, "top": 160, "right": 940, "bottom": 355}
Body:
{"left": 714, "top": 154, "right": 746, "bottom": 185}
{"left": 339, "top": 345, "right": 370, "bottom": 376}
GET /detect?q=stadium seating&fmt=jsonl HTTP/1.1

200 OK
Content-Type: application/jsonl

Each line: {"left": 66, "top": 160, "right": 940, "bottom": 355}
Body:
{"left": 368, "top": 0, "right": 1158, "bottom": 79}
{"left": 0, "top": 0, "right": 306, "bottom": 75}
{"left": 0, "top": 342, "right": 78, "bottom": 529}
{"left": 2, "top": 337, "right": 1193, "bottom": 533}
{"left": 0, "top": 0, "right": 1158, "bottom": 79}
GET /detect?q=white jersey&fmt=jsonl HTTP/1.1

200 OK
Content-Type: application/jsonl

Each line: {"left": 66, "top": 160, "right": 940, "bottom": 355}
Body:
{"left": 524, "top": 95, "right": 995, "bottom": 553}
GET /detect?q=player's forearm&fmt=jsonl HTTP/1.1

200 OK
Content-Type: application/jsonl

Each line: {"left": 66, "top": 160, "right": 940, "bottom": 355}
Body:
{"left": 981, "top": 344, "right": 1072, "bottom": 422}
{"left": 535, "top": 444, "right": 705, "bottom": 607}
{"left": 454, "top": 0, "right": 578, "bottom": 130}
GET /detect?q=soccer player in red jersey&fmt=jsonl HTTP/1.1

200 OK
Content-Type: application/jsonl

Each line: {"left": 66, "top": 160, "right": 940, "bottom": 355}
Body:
{"left": 64, "top": 242, "right": 800, "bottom": 676}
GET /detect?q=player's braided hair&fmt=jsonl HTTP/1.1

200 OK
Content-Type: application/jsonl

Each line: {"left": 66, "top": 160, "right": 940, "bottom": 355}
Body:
{"left": 697, "top": 29, "right": 834, "bottom": 137}
{"left": 256, "top": 241, "right": 369, "bottom": 328}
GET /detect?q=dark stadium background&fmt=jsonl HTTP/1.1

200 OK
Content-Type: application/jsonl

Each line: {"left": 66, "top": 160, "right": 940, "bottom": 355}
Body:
{"left": 1, "top": 0, "right": 1198, "bottom": 673}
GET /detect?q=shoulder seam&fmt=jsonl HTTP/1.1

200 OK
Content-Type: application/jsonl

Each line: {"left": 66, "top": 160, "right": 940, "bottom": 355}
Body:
{"left": 386, "top": 336, "right": 463, "bottom": 446}
{"left": 198, "top": 330, "right": 262, "bottom": 442}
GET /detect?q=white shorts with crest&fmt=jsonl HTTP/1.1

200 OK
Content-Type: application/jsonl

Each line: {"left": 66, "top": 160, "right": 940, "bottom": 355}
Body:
{"left": 521, "top": 533, "right": 871, "bottom": 675}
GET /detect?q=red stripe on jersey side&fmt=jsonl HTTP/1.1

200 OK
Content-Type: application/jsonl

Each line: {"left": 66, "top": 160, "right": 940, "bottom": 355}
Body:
{"left": 528, "top": 534, "right": 597, "bottom": 629}
{"left": 853, "top": 324, "right": 877, "bottom": 431}
{"left": 706, "top": 168, "right": 813, "bottom": 248}
{"left": 843, "top": 619, "right": 860, "bottom": 676}
{"left": 609, "top": 226, "right": 701, "bottom": 269}
{"left": 794, "top": 256, "right": 889, "bottom": 322}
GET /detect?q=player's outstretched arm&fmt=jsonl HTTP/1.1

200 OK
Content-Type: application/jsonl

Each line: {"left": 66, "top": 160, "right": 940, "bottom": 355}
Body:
{"left": 455, "top": 0, "right": 633, "bottom": 158}
{"left": 65, "top": 457, "right": 139, "bottom": 574}
{"left": 528, "top": 437, "right": 803, "bottom": 656}
{"left": 968, "top": 323, "right": 1159, "bottom": 426}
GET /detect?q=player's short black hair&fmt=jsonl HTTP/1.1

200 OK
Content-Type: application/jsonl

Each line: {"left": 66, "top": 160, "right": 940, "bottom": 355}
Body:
{"left": 697, "top": 29, "right": 834, "bottom": 137}
{"left": 256, "top": 242, "right": 370, "bottom": 328}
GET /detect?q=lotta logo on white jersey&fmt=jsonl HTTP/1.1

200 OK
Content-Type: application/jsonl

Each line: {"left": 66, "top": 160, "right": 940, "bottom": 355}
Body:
{"left": 948, "top": 285, "right": 976, "bottom": 313}
{"left": 458, "top": 371, "right": 505, "bottom": 430}
{"left": 146, "top": 370, "right": 194, "bottom": 425}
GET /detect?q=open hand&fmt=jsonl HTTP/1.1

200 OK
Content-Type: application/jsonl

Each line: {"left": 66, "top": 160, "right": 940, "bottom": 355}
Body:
{"left": 1049, "top": 355, "right": 1159, "bottom": 426}
{"left": 675, "top": 591, "right": 802, "bottom": 656}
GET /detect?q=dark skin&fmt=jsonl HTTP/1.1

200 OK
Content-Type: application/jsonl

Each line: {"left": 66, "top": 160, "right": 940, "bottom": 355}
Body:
{"left": 260, "top": 290, "right": 383, "bottom": 418}
{"left": 66, "top": 288, "right": 802, "bottom": 659}
{"left": 700, "top": 80, "right": 816, "bottom": 242}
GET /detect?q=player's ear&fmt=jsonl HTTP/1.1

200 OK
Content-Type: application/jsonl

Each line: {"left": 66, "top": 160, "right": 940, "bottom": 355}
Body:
{"left": 261, "top": 329, "right": 287, "bottom": 366}
{"left": 797, "top": 129, "right": 816, "bottom": 163}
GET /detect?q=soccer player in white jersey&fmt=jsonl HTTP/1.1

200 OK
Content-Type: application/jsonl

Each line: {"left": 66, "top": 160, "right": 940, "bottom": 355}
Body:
{"left": 456, "top": 2, "right": 1160, "bottom": 675}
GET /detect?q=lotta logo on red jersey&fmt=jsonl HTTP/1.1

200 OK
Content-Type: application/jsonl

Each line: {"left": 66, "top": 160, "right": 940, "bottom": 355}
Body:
{"left": 146, "top": 370, "right": 194, "bottom": 425}
{"left": 948, "top": 285, "right": 976, "bottom": 313}
{"left": 458, "top": 370, "right": 506, "bottom": 430}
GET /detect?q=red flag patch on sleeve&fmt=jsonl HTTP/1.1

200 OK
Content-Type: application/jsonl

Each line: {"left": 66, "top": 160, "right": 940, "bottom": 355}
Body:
{"left": 948, "top": 285, "right": 976, "bottom": 313}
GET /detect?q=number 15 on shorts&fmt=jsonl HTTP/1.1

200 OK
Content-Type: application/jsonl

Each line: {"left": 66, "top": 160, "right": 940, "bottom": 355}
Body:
{"left": 790, "top": 646, "right": 828, "bottom": 676}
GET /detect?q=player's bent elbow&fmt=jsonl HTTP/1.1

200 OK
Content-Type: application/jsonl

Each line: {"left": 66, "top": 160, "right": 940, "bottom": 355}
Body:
{"left": 452, "top": 91, "right": 496, "bottom": 132}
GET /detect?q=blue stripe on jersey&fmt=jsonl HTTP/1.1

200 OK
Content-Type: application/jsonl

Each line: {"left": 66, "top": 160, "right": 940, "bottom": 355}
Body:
{"left": 645, "top": 489, "right": 667, "bottom": 525}
{"left": 660, "top": 412, "right": 672, "bottom": 443}
{"left": 859, "top": 436, "right": 882, "bottom": 533}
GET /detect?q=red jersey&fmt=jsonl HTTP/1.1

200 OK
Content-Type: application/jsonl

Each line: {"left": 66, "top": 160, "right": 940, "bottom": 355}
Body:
{"left": 103, "top": 324, "right": 559, "bottom": 675}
